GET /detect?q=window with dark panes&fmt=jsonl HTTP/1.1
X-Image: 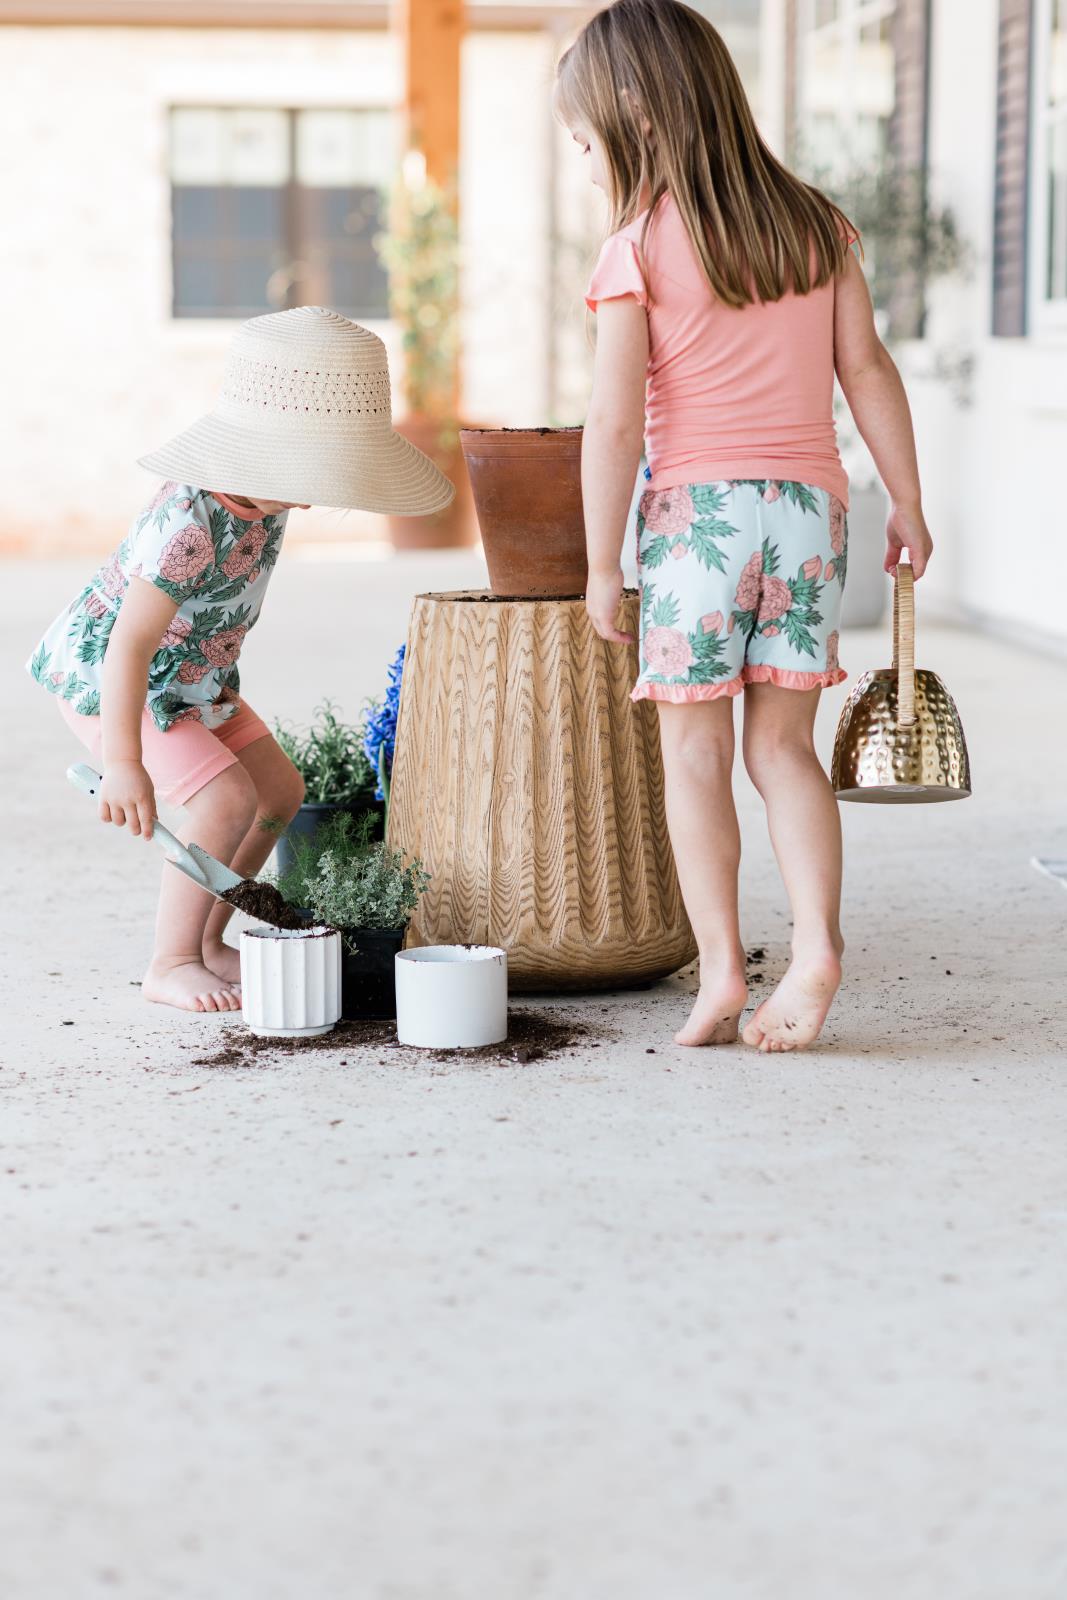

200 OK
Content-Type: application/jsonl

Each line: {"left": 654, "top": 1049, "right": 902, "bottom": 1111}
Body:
{"left": 169, "top": 107, "right": 394, "bottom": 320}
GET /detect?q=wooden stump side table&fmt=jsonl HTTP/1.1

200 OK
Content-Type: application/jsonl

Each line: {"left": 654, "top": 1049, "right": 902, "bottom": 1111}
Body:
{"left": 387, "top": 590, "right": 696, "bottom": 991}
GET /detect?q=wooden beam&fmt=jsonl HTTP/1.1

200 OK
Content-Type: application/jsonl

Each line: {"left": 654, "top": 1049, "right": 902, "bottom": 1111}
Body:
{"left": 0, "top": 1, "right": 386, "bottom": 22}
{"left": 395, "top": 0, "right": 464, "bottom": 184}
{"left": 0, "top": 0, "right": 571, "bottom": 26}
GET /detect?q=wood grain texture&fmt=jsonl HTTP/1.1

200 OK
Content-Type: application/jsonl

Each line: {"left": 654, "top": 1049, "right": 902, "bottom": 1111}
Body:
{"left": 387, "top": 591, "right": 696, "bottom": 991}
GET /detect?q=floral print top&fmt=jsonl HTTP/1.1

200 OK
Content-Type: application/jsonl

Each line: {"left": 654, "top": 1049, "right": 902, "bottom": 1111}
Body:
{"left": 27, "top": 483, "right": 288, "bottom": 731}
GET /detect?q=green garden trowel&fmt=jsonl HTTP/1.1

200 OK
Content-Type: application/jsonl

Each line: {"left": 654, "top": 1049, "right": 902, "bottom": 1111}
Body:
{"left": 67, "top": 762, "right": 243, "bottom": 903}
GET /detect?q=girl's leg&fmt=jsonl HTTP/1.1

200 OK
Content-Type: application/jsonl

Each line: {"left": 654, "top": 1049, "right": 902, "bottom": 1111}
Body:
{"left": 201, "top": 735, "right": 305, "bottom": 983}
{"left": 657, "top": 699, "right": 748, "bottom": 1046}
{"left": 739, "top": 681, "right": 843, "bottom": 1051}
{"left": 142, "top": 763, "right": 259, "bottom": 1013}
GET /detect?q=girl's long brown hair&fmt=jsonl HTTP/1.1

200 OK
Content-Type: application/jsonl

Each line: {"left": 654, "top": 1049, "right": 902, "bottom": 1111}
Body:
{"left": 555, "top": 0, "right": 858, "bottom": 306}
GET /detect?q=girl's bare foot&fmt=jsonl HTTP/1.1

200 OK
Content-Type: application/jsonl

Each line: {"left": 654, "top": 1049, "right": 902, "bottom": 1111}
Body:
{"left": 675, "top": 972, "right": 749, "bottom": 1046}
{"left": 742, "top": 952, "right": 841, "bottom": 1052}
{"left": 143, "top": 958, "right": 243, "bottom": 1014}
{"left": 203, "top": 938, "right": 242, "bottom": 986}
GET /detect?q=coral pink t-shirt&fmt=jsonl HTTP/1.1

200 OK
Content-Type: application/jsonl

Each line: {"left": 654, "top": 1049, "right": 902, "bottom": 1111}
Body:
{"left": 585, "top": 194, "right": 852, "bottom": 507}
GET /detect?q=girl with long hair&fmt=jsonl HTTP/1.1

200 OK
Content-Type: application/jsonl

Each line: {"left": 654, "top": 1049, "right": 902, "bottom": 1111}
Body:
{"left": 556, "top": 0, "right": 932, "bottom": 1049}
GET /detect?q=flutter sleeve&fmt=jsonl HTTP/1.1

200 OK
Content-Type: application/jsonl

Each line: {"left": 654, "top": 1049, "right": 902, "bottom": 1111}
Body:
{"left": 584, "top": 233, "right": 649, "bottom": 312}
{"left": 128, "top": 486, "right": 222, "bottom": 602}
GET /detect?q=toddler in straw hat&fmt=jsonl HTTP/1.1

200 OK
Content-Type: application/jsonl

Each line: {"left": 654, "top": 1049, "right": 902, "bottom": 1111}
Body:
{"left": 27, "top": 307, "right": 453, "bottom": 1015}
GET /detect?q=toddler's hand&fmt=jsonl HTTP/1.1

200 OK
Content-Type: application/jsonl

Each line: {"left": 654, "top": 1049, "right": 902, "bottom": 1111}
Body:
{"left": 100, "top": 760, "right": 156, "bottom": 839}
{"left": 885, "top": 505, "right": 933, "bottom": 580}
{"left": 586, "top": 568, "right": 635, "bottom": 645}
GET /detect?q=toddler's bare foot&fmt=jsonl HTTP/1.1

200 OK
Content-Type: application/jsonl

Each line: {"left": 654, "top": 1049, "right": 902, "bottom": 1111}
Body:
{"left": 675, "top": 972, "right": 749, "bottom": 1047}
{"left": 203, "top": 938, "right": 242, "bottom": 986}
{"left": 742, "top": 952, "right": 842, "bottom": 1053}
{"left": 143, "top": 958, "right": 243, "bottom": 1014}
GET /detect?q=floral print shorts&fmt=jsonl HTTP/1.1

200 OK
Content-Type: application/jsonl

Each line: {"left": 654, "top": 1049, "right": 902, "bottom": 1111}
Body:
{"left": 633, "top": 479, "right": 848, "bottom": 703}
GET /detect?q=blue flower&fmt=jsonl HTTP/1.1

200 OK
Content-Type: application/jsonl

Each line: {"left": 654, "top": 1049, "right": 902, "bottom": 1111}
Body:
{"left": 363, "top": 642, "right": 405, "bottom": 801}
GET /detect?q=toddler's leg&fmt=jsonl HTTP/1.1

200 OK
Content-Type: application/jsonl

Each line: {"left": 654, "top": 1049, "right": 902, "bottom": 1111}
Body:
{"left": 740, "top": 682, "right": 843, "bottom": 1051}
{"left": 201, "top": 735, "right": 305, "bottom": 983}
{"left": 142, "top": 764, "right": 259, "bottom": 1013}
{"left": 657, "top": 700, "right": 748, "bottom": 1046}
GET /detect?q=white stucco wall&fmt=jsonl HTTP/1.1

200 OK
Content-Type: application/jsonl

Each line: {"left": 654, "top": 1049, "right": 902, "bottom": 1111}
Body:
{"left": 903, "top": 0, "right": 1067, "bottom": 648}
{"left": 1, "top": 22, "right": 597, "bottom": 555}
{"left": 1, "top": 25, "right": 405, "bottom": 553}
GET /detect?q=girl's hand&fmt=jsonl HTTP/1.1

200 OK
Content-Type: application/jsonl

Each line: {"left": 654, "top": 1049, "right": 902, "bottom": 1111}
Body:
{"left": 586, "top": 567, "right": 635, "bottom": 644}
{"left": 100, "top": 760, "right": 157, "bottom": 839}
{"left": 884, "top": 504, "right": 933, "bottom": 580}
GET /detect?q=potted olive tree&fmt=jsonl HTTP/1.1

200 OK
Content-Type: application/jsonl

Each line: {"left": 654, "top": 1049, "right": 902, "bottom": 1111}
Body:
{"left": 805, "top": 155, "right": 968, "bottom": 627}
{"left": 376, "top": 155, "right": 473, "bottom": 550}
{"left": 271, "top": 701, "right": 383, "bottom": 876}
{"left": 275, "top": 812, "right": 429, "bottom": 1021}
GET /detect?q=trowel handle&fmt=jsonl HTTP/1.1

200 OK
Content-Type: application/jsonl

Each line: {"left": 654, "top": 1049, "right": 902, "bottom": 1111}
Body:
{"left": 66, "top": 763, "right": 209, "bottom": 887}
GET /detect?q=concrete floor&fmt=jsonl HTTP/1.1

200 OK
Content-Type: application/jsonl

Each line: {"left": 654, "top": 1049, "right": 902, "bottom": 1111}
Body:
{"left": 4, "top": 549, "right": 1066, "bottom": 1600}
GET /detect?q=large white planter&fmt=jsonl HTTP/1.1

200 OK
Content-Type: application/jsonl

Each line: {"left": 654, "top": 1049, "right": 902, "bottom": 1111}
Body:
{"left": 395, "top": 944, "right": 508, "bottom": 1049}
{"left": 842, "top": 483, "right": 890, "bottom": 629}
{"left": 240, "top": 926, "right": 342, "bottom": 1039}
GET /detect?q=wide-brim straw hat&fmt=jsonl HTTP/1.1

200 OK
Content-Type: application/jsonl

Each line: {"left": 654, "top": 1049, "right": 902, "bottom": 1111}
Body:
{"left": 138, "top": 306, "right": 455, "bottom": 516}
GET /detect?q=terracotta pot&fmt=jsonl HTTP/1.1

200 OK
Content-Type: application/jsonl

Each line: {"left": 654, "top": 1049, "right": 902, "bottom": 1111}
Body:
{"left": 387, "top": 414, "right": 476, "bottom": 551}
{"left": 459, "top": 427, "right": 587, "bottom": 598}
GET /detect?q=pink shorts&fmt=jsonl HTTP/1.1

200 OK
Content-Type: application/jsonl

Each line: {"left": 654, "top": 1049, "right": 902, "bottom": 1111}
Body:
{"left": 58, "top": 698, "right": 272, "bottom": 808}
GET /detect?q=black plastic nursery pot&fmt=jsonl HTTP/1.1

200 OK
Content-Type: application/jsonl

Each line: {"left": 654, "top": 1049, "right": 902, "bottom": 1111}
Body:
{"left": 273, "top": 799, "right": 385, "bottom": 877}
{"left": 341, "top": 927, "right": 406, "bottom": 1021}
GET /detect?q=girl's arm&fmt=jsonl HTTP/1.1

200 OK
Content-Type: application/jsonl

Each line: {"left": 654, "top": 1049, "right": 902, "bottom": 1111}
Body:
{"left": 582, "top": 296, "right": 649, "bottom": 642}
{"left": 834, "top": 253, "right": 933, "bottom": 578}
{"left": 98, "top": 577, "right": 180, "bottom": 838}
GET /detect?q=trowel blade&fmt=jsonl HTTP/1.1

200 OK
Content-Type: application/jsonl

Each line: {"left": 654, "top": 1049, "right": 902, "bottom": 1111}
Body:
{"left": 186, "top": 842, "right": 244, "bottom": 896}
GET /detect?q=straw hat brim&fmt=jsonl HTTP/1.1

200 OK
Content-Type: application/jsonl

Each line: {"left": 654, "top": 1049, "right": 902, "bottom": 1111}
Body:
{"left": 138, "top": 410, "right": 456, "bottom": 517}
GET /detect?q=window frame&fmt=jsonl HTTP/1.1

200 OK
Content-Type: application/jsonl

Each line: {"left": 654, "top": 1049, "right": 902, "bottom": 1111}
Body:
{"left": 1030, "top": 0, "right": 1067, "bottom": 334}
{"left": 797, "top": 0, "right": 897, "bottom": 169}
{"left": 167, "top": 102, "right": 393, "bottom": 324}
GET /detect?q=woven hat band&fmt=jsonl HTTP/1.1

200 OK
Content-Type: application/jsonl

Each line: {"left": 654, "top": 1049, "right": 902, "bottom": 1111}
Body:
{"left": 220, "top": 351, "right": 393, "bottom": 425}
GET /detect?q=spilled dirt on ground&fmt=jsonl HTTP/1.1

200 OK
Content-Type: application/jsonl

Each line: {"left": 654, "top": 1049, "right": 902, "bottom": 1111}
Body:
{"left": 190, "top": 1007, "right": 600, "bottom": 1071}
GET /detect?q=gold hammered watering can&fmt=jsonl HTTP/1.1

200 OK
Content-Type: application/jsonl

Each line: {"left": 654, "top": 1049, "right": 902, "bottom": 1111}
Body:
{"left": 832, "top": 564, "right": 971, "bottom": 803}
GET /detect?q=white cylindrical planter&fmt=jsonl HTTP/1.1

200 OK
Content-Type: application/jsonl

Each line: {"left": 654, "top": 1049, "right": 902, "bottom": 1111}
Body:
{"left": 842, "top": 483, "right": 890, "bottom": 629}
{"left": 395, "top": 945, "right": 508, "bottom": 1049}
{"left": 241, "top": 926, "right": 342, "bottom": 1039}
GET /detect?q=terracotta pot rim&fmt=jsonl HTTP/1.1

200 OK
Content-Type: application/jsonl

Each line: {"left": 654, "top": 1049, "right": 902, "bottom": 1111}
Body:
{"left": 415, "top": 588, "right": 640, "bottom": 605}
{"left": 459, "top": 428, "right": 583, "bottom": 459}
{"left": 459, "top": 425, "right": 582, "bottom": 436}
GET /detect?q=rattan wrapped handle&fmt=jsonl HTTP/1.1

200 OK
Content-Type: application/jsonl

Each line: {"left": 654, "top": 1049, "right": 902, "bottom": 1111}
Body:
{"left": 892, "top": 564, "right": 916, "bottom": 727}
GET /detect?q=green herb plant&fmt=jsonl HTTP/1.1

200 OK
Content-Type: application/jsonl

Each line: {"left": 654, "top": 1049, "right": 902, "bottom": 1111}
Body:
{"left": 272, "top": 700, "right": 377, "bottom": 807}
{"left": 275, "top": 811, "right": 429, "bottom": 938}
{"left": 800, "top": 154, "right": 968, "bottom": 343}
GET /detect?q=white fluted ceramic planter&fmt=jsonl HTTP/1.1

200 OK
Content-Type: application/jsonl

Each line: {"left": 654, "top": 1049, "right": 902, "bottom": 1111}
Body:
{"left": 240, "top": 926, "right": 342, "bottom": 1039}
{"left": 395, "top": 945, "right": 508, "bottom": 1049}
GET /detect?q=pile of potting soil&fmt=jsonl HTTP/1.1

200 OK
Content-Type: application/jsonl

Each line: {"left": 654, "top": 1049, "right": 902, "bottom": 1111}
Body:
{"left": 190, "top": 1008, "right": 594, "bottom": 1071}
{"left": 220, "top": 878, "right": 308, "bottom": 931}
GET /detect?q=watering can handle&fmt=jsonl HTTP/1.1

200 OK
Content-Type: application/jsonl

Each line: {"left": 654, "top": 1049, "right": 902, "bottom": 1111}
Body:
{"left": 892, "top": 564, "right": 916, "bottom": 728}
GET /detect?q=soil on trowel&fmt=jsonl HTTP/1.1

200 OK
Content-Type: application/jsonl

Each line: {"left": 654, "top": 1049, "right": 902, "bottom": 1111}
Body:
{"left": 190, "top": 1008, "right": 594, "bottom": 1071}
{"left": 221, "top": 879, "right": 308, "bottom": 930}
